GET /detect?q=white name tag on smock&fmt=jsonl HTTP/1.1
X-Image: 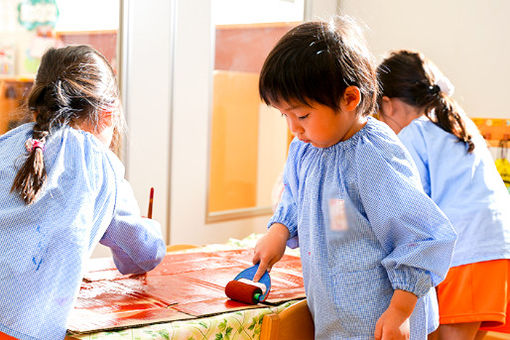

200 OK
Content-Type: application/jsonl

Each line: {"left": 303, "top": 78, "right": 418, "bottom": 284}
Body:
{"left": 328, "top": 198, "right": 349, "bottom": 231}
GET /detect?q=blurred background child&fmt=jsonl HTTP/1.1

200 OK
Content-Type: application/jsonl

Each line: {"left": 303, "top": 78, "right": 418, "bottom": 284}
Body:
{"left": 0, "top": 45, "right": 165, "bottom": 340}
{"left": 252, "top": 16, "right": 457, "bottom": 340}
{"left": 377, "top": 50, "right": 510, "bottom": 340}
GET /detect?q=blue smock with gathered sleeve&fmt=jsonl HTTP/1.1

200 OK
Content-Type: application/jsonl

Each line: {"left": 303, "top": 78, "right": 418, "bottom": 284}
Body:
{"left": 398, "top": 116, "right": 510, "bottom": 267}
{"left": 0, "top": 123, "right": 165, "bottom": 340}
{"left": 269, "top": 117, "right": 456, "bottom": 339}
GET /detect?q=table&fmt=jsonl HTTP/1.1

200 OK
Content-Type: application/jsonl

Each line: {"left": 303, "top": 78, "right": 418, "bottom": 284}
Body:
{"left": 69, "top": 300, "right": 299, "bottom": 340}
{"left": 66, "top": 237, "right": 304, "bottom": 340}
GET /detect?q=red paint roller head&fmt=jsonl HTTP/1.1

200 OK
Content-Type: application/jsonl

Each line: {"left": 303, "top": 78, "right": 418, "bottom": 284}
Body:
{"left": 225, "top": 280, "right": 263, "bottom": 304}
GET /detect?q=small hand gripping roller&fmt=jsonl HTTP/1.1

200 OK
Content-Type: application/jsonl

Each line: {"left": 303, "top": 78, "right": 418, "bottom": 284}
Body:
{"left": 225, "top": 264, "right": 271, "bottom": 305}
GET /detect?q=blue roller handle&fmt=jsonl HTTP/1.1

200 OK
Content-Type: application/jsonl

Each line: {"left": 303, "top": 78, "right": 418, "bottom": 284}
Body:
{"left": 233, "top": 263, "right": 271, "bottom": 302}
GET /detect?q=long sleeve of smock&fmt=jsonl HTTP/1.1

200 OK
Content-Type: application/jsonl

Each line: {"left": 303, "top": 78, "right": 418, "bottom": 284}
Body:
{"left": 100, "top": 178, "right": 166, "bottom": 274}
{"left": 268, "top": 140, "right": 299, "bottom": 248}
{"left": 397, "top": 116, "right": 510, "bottom": 268}
{"left": 397, "top": 120, "right": 431, "bottom": 197}
{"left": 356, "top": 137, "right": 456, "bottom": 298}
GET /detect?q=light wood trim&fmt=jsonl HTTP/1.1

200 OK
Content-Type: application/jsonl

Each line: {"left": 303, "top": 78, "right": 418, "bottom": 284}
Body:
{"left": 260, "top": 313, "right": 280, "bottom": 340}
{"left": 260, "top": 299, "right": 314, "bottom": 340}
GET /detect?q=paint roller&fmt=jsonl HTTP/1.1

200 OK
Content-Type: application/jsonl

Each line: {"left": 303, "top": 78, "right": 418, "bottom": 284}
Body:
{"left": 225, "top": 263, "right": 272, "bottom": 305}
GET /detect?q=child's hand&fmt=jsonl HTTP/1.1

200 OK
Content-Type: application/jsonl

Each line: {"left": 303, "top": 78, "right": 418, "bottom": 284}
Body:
{"left": 374, "top": 307, "right": 410, "bottom": 340}
{"left": 374, "top": 289, "right": 417, "bottom": 340}
{"left": 252, "top": 223, "right": 290, "bottom": 282}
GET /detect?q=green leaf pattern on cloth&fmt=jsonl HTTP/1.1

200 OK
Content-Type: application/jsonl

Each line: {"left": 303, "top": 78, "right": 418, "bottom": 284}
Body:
{"left": 73, "top": 301, "right": 298, "bottom": 340}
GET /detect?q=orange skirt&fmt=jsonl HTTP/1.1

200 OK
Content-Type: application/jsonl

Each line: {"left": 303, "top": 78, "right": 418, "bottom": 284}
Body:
{"left": 436, "top": 259, "right": 510, "bottom": 333}
{"left": 0, "top": 332, "right": 18, "bottom": 340}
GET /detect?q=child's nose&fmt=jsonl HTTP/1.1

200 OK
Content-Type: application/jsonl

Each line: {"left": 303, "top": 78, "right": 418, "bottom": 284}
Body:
{"left": 288, "top": 117, "right": 303, "bottom": 135}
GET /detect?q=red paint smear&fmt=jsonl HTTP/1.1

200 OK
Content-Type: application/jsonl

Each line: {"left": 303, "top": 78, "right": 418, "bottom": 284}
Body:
{"left": 266, "top": 287, "right": 306, "bottom": 302}
{"left": 114, "top": 307, "right": 184, "bottom": 322}
{"left": 69, "top": 250, "right": 305, "bottom": 333}
{"left": 173, "top": 297, "right": 262, "bottom": 316}
{"left": 149, "top": 256, "right": 244, "bottom": 277}
{"left": 117, "top": 276, "right": 225, "bottom": 305}
{"left": 268, "top": 271, "right": 304, "bottom": 289}
{"left": 73, "top": 281, "right": 168, "bottom": 312}
{"left": 68, "top": 307, "right": 192, "bottom": 332}
{"left": 272, "top": 256, "right": 303, "bottom": 271}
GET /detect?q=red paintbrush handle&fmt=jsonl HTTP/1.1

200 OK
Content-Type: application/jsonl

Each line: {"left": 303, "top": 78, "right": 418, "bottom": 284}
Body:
{"left": 147, "top": 187, "right": 154, "bottom": 219}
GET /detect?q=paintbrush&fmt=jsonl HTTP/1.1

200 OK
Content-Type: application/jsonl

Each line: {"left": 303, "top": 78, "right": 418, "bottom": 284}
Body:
{"left": 147, "top": 187, "right": 154, "bottom": 219}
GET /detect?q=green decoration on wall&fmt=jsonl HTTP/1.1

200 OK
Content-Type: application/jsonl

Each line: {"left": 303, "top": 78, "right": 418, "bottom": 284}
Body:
{"left": 17, "top": 0, "right": 59, "bottom": 31}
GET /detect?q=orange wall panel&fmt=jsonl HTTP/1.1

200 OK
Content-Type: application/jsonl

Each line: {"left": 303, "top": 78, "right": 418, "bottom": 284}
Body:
{"left": 215, "top": 23, "right": 296, "bottom": 74}
{"left": 209, "top": 71, "right": 260, "bottom": 212}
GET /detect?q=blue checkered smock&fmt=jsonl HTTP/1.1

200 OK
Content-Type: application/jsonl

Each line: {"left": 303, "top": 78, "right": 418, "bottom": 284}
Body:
{"left": 0, "top": 123, "right": 166, "bottom": 340}
{"left": 398, "top": 116, "right": 510, "bottom": 267}
{"left": 268, "top": 117, "right": 457, "bottom": 340}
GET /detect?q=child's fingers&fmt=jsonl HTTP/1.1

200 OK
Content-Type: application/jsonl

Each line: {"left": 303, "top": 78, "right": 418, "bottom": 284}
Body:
{"left": 374, "top": 318, "right": 383, "bottom": 340}
{"left": 252, "top": 251, "right": 260, "bottom": 266}
{"left": 253, "top": 259, "right": 269, "bottom": 282}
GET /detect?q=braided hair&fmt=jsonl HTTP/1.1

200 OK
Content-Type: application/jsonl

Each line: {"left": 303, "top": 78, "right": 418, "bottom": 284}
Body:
{"left": 377, "top": 50, "right": 474, "bottom": 153}
{"left": 11, "top": 45, "right": 120, "bottom": 204}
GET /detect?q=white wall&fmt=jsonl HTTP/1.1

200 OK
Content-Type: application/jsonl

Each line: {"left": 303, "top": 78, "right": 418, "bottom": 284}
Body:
{"left": 92, "top": 0, "right": 173, "bottom": 256}
{"left": 123, "top": 0, "right": 172, "bottom": 243}
{"left": 339, "top": 0, "right": 510, "bottom": 119}
{"left": 55, "top": 0, "right": 118, "bottom": 32}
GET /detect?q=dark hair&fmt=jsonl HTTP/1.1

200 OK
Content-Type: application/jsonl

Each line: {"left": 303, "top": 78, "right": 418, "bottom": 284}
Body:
{"left": 377, "top": 50, "right": 474, "bottom": 152}
{"left": 259, "top": 16, "right": 378, "bottom": 116}
{"left": 11, "top": 45, "right": 121, "bottom": 204}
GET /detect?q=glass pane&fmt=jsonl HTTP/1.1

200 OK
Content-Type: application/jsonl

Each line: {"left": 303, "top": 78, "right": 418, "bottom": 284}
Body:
{"left": 208, "top": 0, "right": 304, "bottom": 217}
{"left": 0, "top": 0, "right": 119, "bottom": 135}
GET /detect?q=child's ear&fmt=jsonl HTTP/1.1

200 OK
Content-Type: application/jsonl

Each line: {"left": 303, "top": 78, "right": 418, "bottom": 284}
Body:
{"left": 379, "top": 96, "right": 393, "bottom": 117}
{"left": 99, "top": 108, "right": 115, "bottom": 127}
{"left": 341, "top": 86, "right": 361, "bottom": 112}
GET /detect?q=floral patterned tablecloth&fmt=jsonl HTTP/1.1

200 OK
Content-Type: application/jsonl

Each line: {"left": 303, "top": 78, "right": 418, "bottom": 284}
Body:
{"left": 68, "top": 234, "right": 303, "bottom": 340}
{"left": 72, "top": 300, "right": 299, "bottom": 340}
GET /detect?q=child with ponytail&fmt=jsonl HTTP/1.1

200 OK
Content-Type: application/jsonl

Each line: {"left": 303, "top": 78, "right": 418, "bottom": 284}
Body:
{"left": 378, "top": 50, "right": 510, "bottom": 340}
{"left": 0, "top": 45, "right": 165, "bottom": 340}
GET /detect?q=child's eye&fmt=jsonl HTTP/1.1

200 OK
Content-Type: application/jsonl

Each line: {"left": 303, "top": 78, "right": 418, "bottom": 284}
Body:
{"left": 298, "top": 114, "right": 310, "bottom": 120}
{"left": 281, "top": 113, "right": 287, "bottom": 118}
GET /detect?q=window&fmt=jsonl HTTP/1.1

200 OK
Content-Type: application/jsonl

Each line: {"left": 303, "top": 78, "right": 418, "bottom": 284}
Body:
{"left": 207, "top": 0, "right": 304, "bottom": 221}
{"left": 0, "top": 0, "right": 120, "bottom": 135}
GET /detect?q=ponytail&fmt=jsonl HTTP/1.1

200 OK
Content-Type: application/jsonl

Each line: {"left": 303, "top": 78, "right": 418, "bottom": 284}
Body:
{"left": 11, "top": 140, "right": 47, "bottom": 204}
{"left": 424, "top": 91, "right": 475, "bottom": 153}
{"left": 378, "top": 50, "right": 475, "bottom": 153}
{"left": 11, "top": 101, "right": 51, "bottom": 204}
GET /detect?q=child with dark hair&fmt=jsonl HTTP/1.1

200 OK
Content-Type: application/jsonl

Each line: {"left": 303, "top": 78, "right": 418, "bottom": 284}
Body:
{"left": 378, "top": 50, "right": 510, "bottom": 340}
{"left": 0, "top": 45, "right": 165, "bottom": 340}
{"left": 251, "top": 16, "right": 457, "bottom": 340}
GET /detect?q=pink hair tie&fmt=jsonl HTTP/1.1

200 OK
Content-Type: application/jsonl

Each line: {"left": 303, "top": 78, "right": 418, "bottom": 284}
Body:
{"left": 25, "top": 138, "right": 45, "bottom": 153}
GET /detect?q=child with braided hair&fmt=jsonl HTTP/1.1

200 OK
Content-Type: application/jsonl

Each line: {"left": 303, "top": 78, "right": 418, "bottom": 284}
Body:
{"left": 0, "top": 45, "right": 165, "bottom": 340}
